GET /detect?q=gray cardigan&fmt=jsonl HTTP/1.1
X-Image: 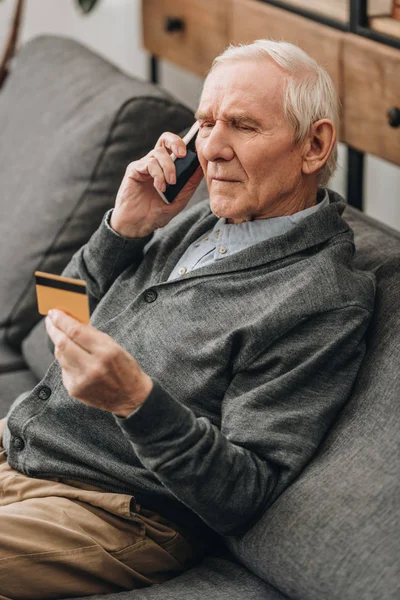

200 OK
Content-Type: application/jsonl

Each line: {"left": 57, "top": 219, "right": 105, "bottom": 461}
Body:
{"left": 3, "top": 190, "right": 375, "bottom": 542}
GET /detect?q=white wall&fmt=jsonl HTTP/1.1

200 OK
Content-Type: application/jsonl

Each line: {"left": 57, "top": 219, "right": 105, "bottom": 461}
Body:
{"left": 0, "top": 0, "right": 399, "bottom": 230}
{"left": 0, "top": 0, "right": 148, "bottom": 79}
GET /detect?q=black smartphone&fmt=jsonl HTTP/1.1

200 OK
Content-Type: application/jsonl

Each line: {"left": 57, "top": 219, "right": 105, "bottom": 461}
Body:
{"left": 156, "top": 121, "right": 200, "bottom": 204}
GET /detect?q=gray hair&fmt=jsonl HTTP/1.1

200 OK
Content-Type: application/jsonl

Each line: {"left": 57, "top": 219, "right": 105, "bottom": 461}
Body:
{"left": 209, "top": 40, "right": 339, "bottom": 187}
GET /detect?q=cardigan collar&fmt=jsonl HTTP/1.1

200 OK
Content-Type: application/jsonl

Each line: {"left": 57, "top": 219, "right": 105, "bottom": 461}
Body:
{"left": 158, "top": 189, "right": 351, "bottom": 283}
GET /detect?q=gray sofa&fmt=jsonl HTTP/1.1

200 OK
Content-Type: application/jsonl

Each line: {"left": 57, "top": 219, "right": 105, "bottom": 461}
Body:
{"left": 0, "top": 36, "right": 398, "bottom": 600}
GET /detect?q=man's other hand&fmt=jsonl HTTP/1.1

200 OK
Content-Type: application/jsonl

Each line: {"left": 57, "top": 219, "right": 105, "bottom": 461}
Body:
{"left": 45, "top": 309, "right": 153, "bottom": 417}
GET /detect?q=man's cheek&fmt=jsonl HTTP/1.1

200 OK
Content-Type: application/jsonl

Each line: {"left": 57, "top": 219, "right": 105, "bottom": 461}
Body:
{"left": 196, "top": 149, "right": 207, "bottom": 172}
{"left": 196, "top": 156, "right": 209, "bottom": 187}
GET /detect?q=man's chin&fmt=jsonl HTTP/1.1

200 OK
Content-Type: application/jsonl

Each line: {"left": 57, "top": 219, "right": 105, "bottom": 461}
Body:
{"left": 209, "top": 195, "right": 237, "bottom": 220}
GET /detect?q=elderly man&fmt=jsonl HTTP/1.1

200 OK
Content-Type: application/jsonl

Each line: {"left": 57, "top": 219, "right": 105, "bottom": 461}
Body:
{"left": 0, "top": 39, "right": 375, "bottom": 599}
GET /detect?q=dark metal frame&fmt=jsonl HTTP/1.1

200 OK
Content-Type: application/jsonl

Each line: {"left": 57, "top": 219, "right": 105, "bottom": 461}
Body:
{"left": 347, "top": 147, "right": 364, "bottom": 211}
{"left": 150, "top": 56, "right": 159, "bottom": 85}
{"left": 149, "top": 0, "right": 400, "bottom": 210}
{"left": 352, "top": 0, "right": 400, "bottom": 50}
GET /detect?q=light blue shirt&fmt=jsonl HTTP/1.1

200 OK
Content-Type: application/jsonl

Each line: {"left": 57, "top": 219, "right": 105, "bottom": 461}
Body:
{"left": 168, "top": 190, "right": 329, "bottom": 281}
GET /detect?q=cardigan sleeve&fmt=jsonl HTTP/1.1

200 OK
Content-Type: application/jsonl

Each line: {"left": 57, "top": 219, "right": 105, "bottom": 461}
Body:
{"left": 61, "top": 209, "right": 153, "bottom": 315}
{"left": 115, "top": 304, "right": 372, "bottom": 537}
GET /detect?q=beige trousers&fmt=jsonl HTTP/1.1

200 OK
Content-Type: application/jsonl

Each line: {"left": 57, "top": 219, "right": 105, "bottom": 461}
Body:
{"left": 0, "top": 421, "right": 205, "bottom": 599}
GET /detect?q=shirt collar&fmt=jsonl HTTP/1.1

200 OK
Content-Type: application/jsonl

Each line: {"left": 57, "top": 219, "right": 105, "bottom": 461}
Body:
{"left": 211, "top": 189, "right": 329, "bottom": 259}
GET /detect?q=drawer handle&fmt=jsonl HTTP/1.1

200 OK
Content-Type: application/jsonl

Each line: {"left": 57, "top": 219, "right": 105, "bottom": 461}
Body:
{"left": 165, "top": 16, "right": 185, "bottom": 33}
{"left": 387, "top": 107, "right": 400, "bottom": 128}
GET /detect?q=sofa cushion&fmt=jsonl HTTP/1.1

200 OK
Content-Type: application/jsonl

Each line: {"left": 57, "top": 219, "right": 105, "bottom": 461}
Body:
{"left": 225, "top": 256, "right": 400, "bottom": 600}
{"left": 71, "top": 557, "right": 289, "bottom": 600}
{"left": 344, "top": 204, "right": 400, "bottom": 270}
{"left": 0, "top": 35, "right": 194, "bottom": 349}
{"left": 0, "top": 369, "right": 39, "bottom": 418}
{"left": 0, "top": 336, "right": 26, "bottom": 374}
{"left": 21, "top": 318, "right": 55, "bottom": 382}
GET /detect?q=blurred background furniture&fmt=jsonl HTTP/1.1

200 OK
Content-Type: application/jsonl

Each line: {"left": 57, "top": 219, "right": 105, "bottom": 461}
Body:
{"left": 0, "top": 0, "right": 103, "bottom": 90}
{"left": 0, "top": 0, "right": 24, "bottom": 88}
{"left": 143, "top": 0, "right": 400, "bottom": 212}
{"left": 0, "top": 34, "right": 399, "bottom": 600}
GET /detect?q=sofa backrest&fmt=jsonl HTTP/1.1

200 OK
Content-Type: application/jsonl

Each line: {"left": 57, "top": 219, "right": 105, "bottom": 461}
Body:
{"left": 225, "top": 203, "right": 400, "bottom": 600}
{"left": 0, "top": 35, "right": 194, "bottom": 350}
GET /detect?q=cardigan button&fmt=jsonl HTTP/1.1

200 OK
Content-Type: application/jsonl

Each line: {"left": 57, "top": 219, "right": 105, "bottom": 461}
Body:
{"left": 37, "top": 386, "right": 51, "bottom": 401}
{"left": 144, "top": 289, "right": 158, "bottom": 303}
{"left": 12, "top": 436, "right": 25, "bottom": 451}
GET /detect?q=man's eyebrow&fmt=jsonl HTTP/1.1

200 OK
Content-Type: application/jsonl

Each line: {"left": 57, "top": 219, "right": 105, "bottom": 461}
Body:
{"left": 195, "top": 110, "right": 262, "bottom": 127}
{"left": 194, "top": 110, "right": 210, "bottom": 121}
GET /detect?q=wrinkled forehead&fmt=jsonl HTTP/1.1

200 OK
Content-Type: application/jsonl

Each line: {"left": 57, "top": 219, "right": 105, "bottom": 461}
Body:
{"left": 197, "top": 59, "right": 287, "bottom": 122}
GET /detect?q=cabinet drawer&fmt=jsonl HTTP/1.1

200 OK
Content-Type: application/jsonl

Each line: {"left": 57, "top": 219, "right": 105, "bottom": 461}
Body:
{"left": 142, "top": 0, "right": 229, "bottom": 77}
{"left": 231, "top": 0, "right": 343, "bottom": 95}
{"left": 343, "top": 35, "right": 400, "bottom": 166}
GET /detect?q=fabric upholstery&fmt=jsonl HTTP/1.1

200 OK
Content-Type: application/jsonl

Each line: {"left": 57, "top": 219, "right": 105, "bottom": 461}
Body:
{"left": 22, "top": 321, "right": 54, "bottom": 381}
{"left": 225, "top": 240, "right": 400, "bottom": 598}
{"left": 72, "top": 557, "right": 289, "bottom": 600}
{"left": 345, "top": 204, "right": 400, "bottom": 270}
{"left": 0, "top": 336, "right": 26, "bottom": 374}
{"left": 0, "top": 369, "right": 39, "bottom": 418}
{"left": 0, "top": 35, "right": 194, "bottom": 350}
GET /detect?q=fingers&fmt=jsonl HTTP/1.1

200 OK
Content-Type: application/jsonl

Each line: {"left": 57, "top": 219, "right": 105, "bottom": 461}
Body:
{"left": 45, "top": 309, "right": 108, "bottom": 355}
{"left": 127, "top": 147, "right": 184, "bottom": 193}
{"left": 149, "top": 132, "right": 188, "bottom": 192}
{"left": 45, "top": 315, "right": 89, "bottom": 371}
{"left": 148, "top": 149, "right": 177, "bottom": 191}
{"left": 125, "top": 131, "right": 189, "bottom": 194}
{"left": 156, "top": 131, "right": 187, "bottom": 158}
{"left": 133, "top": 156, "right": 166, "bottom": 192}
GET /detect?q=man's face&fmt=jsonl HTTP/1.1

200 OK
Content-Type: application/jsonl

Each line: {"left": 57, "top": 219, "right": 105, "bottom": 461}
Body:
{"left": 195, "top": 59, "right": 307, "bottom": 223}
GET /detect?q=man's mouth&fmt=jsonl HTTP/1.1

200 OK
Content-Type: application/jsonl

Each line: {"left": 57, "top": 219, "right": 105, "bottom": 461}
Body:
{"left": 211, "top": 177, "right": 240, "bottom": 182}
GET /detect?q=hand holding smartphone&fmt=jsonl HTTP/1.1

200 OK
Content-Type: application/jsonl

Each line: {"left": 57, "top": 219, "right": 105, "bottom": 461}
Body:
{"left": 111, "top": 121, "right": 203, "bottom": 238}
{"left": 156, "top": 121, "right": 200, "bottom": 204}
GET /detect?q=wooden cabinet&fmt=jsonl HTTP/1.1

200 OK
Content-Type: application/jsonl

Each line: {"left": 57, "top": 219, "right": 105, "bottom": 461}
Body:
{"left": 343, "top": 34, "right": 400, "bottom": 166}
{"left": 274, "top": 0, "right": 350, "bottom": 24}
{"left": 142, "top": 0, "right": 400, "bottom": 168}
{"left": 231, "top": 0, "right": 342, "bottom": 94}
{"left": 142, "top": 0, "right": 230, "bottom": 77}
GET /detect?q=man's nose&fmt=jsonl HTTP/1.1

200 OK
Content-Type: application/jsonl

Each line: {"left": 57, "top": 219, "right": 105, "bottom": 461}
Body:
{"left": 200, "top": 122, "right": 235, "bottom": 163}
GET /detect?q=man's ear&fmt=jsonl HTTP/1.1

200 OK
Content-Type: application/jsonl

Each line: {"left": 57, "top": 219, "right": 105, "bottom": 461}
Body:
{"left": 301, "top": 119, "right": 336, "bottom": 176}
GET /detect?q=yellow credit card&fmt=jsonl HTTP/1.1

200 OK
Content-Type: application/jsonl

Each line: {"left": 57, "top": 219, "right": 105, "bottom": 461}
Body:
{"left": 35, "top": 271, "right": 90, "bottom": 324}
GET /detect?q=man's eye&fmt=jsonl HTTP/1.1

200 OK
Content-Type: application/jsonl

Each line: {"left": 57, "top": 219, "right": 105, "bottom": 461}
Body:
{"left": 202, "top": 122, "right": 214, "bottom": 129}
